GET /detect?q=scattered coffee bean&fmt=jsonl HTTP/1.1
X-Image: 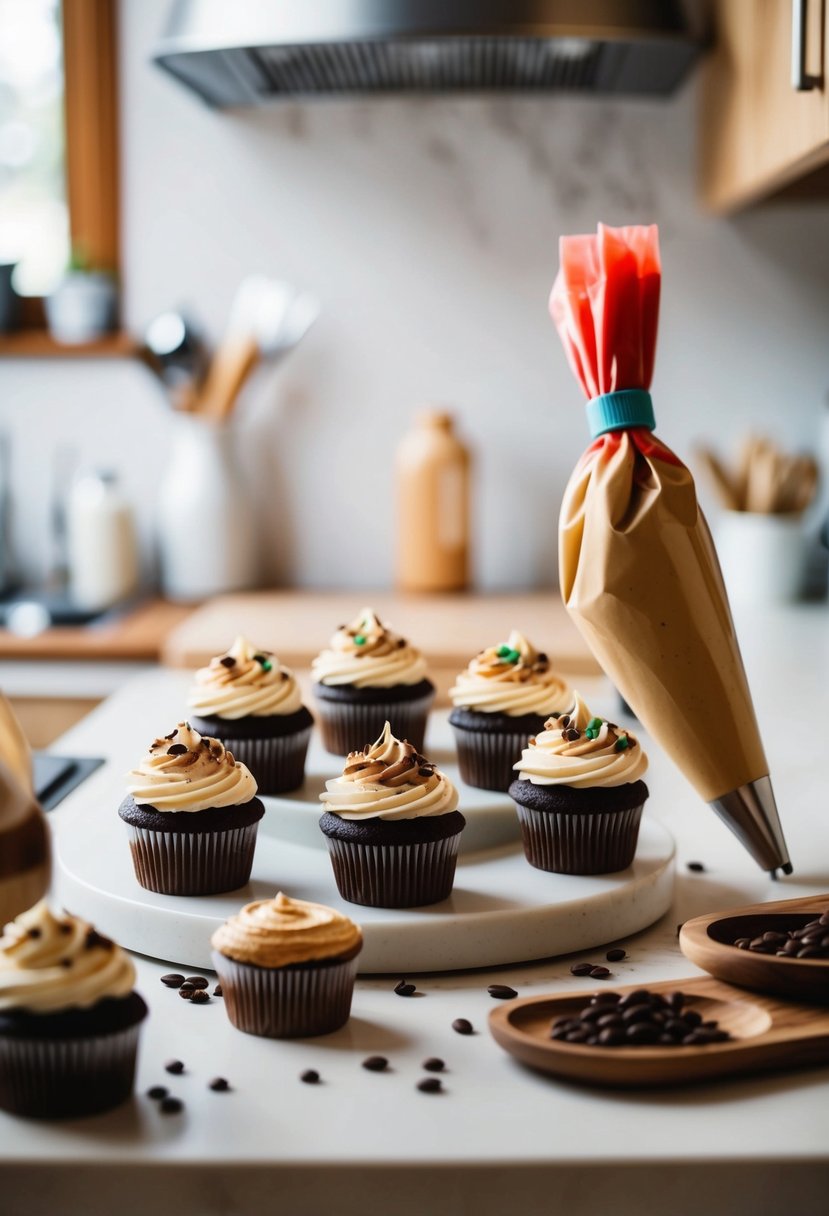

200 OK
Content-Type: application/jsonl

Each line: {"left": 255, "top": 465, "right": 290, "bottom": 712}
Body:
{"left": 213, "top": 984, "right": 223, "bottom": 997}
{"left": 160, "top": 1096, "right": 183, "bottom": 1114}
{"left": 422, "top": 1057, "right": 445, "bottom": 1072}
{"left": 570, "top": 963, "right": 594, "bottom": 976}
{"left": 190, "top": 989, "right": 210, "bottom": 1004}
{"left": 452, "top": 1018, "right": 474, "bottom": 1035}
{"left": 487, "top": 984, "right": 517, "bottom": 1000}
{"left": 146, "top": 1085, "right": 168, "bottom": 1100}
{"left": 417, "top": 1077, "right": 443, "bottom": 1093}
{"left": 208, "top": 1077, "right": 230, "bottom": 1092}
{"left": 185, "top": 976, "right": 209, "bottom": 989}
{"left": 606, "top": 948, "right": 626, "bottom": 962}
{"left": 300, "top": 1069, "right": 320, "bottom": 1084}
{"left": 687, "top": 861, "right": 706, "bottom": 873}
{"left": 362, "top": 1055, "right": 389, "bottom": 1072}
{"left": 164, "top": 1059, "right": 185, "bottom": 1075}
{"left": 730, "top": 908, "right": 829, "bottom": 961}
{"left": 551, "top": 988, "right": 732, "bottom": 1049}
{"left": 589, "top": 966, "right": 611, "bottom": 980}
{"left": 160, "top": 973, "right": 185, "bottom": 988}
{"left": 394, "top": 980, "right": 417, "bottom": 997}
{"left": 178, "top": 986, "right": 194, "bottom": 1000}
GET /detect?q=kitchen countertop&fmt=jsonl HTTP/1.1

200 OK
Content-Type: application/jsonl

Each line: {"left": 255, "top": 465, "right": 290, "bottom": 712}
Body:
{"left": 3, "top": 603, "right": 829, "bottom": 1216}
{"left": 0, "top": 598, "right": 193, "bottom": 662}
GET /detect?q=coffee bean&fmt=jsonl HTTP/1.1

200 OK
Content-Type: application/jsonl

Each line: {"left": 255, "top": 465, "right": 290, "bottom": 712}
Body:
{"left": 422, "top": 1057, "right": 445, "bottom": 1072}
{"left": 300, "top": 1069, "right": 320, "bottom": 1084}
{"left": 160, "top": 1097, "right": 183, "bottom": 1114}
{"left": 452, "top": 1018, "right": 473, "bottom": 1035}
{"left": 185, "top": 976, "right": 209, "bottom": 989}
{"left": 362, "top": 1056, "right": 389, "bottom": 1072}
{"left": 687, "top": 861, "right": 706, "bottom": 873}
{"left": 160, "top": 973, "right": 185, "bottom": 988}
{"left": 164, "top": 1059, "right": 185, "bottom": 1074}
{"left": 178, "top": 985, "right": 194, "bottom": 1000}
{"left": 589, "top": 966, "right": 611, "bottom": 980}
{"left": 487, "top": 985, "right": 517, "bottom": 999}
{"left": 606, "top": 948, "right": 626, "bottom": 962}
{"left": 417, "top": 1077, "right": 442, "bottom": 1093}
{"left": 213, "top": 984, "right": 223, "bottom": 997}
{"left": 394, "top": 980, "right": 417, "bottom": 997}
{"left": 190, "top": 989, "right": 210, "bottom": 1004}
{"left": 590, "top": 992, "right": 621, "bottom": 1005}
{"left": 147, "top": 1085, "right": 168, "bottom": 1100}
{"left": 209, "top": 1077, "right": 230, "bottom": 1091}
{"left": 549, "top": 988, "right": 731, "bottom": 1051}
{"left": 569, "top": 963, "right": 594, "bottom": 976}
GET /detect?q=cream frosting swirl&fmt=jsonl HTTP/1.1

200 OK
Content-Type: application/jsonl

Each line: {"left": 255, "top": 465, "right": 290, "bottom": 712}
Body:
{"left": 514, "top": 691, "right": 648, "bottom": 788}
{"left": 188, "top": 636, "right": 303, "bottom": 719}
{"left": 211, "top": 892, "right": 362, "bottom": 967}
{"left": 320, "top": 721, "right": 459, "bottom": 820}
{"left": 311, "top": 608, "right": 428, "bottom": 689}
{"left": 0, "top": 901, "right": 136, "bottom": 1014}
{"left": 450, "top": 630, "right": 573, "bottom": 716}
{"left": 126, "top": 722, "right": 258, "bottom": 813}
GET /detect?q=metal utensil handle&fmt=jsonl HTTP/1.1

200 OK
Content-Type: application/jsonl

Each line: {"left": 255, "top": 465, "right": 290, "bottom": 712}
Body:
{"left": 792, "top": 0, "right": 822, "bottom": 90}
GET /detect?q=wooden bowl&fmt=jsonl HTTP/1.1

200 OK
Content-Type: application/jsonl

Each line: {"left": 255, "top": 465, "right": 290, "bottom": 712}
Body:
{"left": 680, "top": 893, "right": 829, "bottom": 1004}
{"left": 488, "top": 976, "right": 829, "bottom": 1088}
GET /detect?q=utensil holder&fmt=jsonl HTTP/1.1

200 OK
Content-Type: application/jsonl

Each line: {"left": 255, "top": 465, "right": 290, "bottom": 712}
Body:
{"left": 156, "top": 415, "right": 257, "bottom": 601}
{"left": 715, "top": 510, "right": 807, "bottom": 606}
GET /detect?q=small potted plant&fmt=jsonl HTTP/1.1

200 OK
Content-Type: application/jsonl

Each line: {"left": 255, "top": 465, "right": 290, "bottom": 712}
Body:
{"left": 45, "top": 245, "right": 117, "bottom": 344}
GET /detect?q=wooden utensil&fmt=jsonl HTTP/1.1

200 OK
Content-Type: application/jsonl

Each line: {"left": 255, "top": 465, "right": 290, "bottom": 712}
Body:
{"left": 679, "top": 893, "right": 829, "bottom": 1004}
{"left": 488, "top": 975, "right": 829, "bottom": 1088}
{"left": 694, "top": 447, "right": 739, "bottom": 510}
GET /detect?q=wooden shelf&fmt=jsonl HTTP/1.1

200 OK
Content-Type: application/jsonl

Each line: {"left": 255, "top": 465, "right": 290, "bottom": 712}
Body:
{"left": 0, "top": 330, "right": 137, "bottom": 358}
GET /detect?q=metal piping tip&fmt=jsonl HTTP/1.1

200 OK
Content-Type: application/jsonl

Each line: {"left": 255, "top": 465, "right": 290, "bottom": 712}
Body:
{"left": 709, "top": 776, "right": 791, "bottom": 875}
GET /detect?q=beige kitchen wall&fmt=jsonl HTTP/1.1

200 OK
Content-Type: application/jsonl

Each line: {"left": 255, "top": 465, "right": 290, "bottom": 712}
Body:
{"left": 1, "top": 0, "right": 829, "bottom": 591}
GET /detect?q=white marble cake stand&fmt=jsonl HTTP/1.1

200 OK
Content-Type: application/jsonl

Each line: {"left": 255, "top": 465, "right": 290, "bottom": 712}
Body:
{"left": 56, "top": 784, "right": 675, "bottom": 973}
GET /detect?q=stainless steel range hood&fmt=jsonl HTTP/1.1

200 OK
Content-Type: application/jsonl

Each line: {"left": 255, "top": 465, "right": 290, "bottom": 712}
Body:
{"left": 153, "top": 0, "right": 707, "bottom": 108}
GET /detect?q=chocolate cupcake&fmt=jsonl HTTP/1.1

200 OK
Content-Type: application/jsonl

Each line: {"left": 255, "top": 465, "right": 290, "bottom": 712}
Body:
{"left": 211, "top": 893, "right": 362, "bottom": 1038}
{"left": 311, "top": 609, "right": 435, "bottom": 756}
{"left": 0, "top": 902, "right": 147, "bottom": 1118}
{"left": 319, "top": 722, "right": 465, "bottom": 908}
{"left": 188, "top": 636, "right": 313, "bottom": 794}
{"left": 449, "top": 631, "right": 573, "bottom": 792}
{"left": 119, "top": 722, "right": 264, "bottom": 896}
{"left": 508, "top": 692, "right": 649, "bottom": 875}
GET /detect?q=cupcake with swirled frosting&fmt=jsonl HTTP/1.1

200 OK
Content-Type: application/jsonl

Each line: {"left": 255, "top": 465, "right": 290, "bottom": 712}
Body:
{"left": 319, "top": 722, "right": 465, "bottom": 907}
{"left": 211, "top": 892, "right": 362, "bottom": 1038}
{"left": 0, "top": 901, "right": 147, "bottom": 1118}
{"left": 118, "top": 722, "right": 265, "bottom": 896}
{"left": 448, "top": 630, "right": 573, "bottom": 792}
{"left": 311, "top": 608, "right": 435, "bottom": 756}
{"left": 508, "top": 692, "right": 649, "bottom": 874}
{"left": 188, "top": 636, "right": 313, "bottom": 794}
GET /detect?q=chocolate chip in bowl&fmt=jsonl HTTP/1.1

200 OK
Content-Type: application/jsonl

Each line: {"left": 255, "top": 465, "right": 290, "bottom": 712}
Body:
{"left": 486, "top": 976, "right": 829, "bottom": 1088}
{"left": 679, "top": 895, "right": 829, "bottom": 1005}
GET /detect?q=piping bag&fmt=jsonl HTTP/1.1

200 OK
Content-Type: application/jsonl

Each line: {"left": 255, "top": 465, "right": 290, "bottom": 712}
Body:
{"left": 550, "top": 222, "right": 791, "bottom": 875}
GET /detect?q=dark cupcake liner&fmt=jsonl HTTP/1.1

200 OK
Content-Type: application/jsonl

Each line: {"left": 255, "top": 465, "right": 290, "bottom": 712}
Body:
{"left": 451, "top": 722, "right": 536, "bottom": 793}
{"left": 211, "top": 951, "right": 359, "bottom": 1038}
{"left": 0, "top": 1023, "right": 143, "bottom": 1119}
{"left": 324, "top": 833, "right": 462, "bottom": 908}
{"left": 210, "top": 728, "right": 312, "bottom": 795}
{"left": 125, "top": 820, "right": 260, "bottom": 895}
{"left": 314, "top": 692, "right": 435, "bottom": 756}
{"left": 512, "top": 801, "right": 645, "bottom": 875}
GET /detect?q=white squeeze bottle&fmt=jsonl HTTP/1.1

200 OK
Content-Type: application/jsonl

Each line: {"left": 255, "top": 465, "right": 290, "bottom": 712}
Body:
{"left": 395, "top": 409, "right": 471, "bottom": 592}
{"left": 66, "top": 470, "right": 139, "bottom": 611}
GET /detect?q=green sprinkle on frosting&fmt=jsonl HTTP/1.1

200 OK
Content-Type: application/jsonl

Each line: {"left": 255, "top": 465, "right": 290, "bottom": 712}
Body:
{"left": 587, "top": 717, "right": 603, "bottom": 732}
{"left": 615, "top": 735, "right": 629, "bottom": 751}
{"left": 354, "top": 634, "right": 366, "bottom": 646}
{"left": 496, "top": 644, "right": 511, "bottom": 658}
{"left": 261, "top": 659, "right": 272, "bottom": 672}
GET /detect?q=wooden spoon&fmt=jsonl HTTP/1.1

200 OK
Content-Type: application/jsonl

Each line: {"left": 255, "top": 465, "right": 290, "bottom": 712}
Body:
{"left": 679, "top": 893, "right": 829, "bottom": 1004}
{"left": 488, "top": 975, "right": 829, "bottom": 1088}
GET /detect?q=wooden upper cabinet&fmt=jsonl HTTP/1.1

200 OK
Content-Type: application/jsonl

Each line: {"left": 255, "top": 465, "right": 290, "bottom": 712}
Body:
{"left": 700, "top": 0, "right": 829, "bottom": 210}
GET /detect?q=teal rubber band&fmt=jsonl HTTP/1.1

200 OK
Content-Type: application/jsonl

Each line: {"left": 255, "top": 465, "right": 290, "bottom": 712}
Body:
{"left": 586, "top": 390, "right": 655, "bottom": 439}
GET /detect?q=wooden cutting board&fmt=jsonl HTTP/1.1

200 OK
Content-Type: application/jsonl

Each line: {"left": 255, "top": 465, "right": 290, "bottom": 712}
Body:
{"left": 161, "top": 591, "right": 602, "bottom": 685}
